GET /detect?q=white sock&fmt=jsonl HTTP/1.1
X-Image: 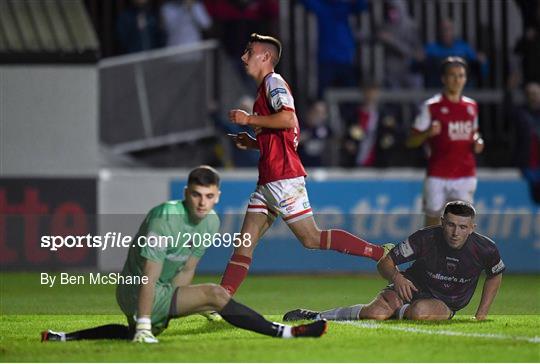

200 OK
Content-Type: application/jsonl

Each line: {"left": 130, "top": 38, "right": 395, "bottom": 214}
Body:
{"left": 398, "top": 304, "right": 410, "bottom": 320}
{"left": 282, "top": 325, "right": 293, "bottom": 339}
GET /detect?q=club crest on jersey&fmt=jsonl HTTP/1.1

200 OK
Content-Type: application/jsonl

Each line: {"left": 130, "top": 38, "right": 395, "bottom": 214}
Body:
{"left": 279, "top": 196, "right": 297, "bottom": 208}
{"left": 467, "top": 105, "right": 475, "bottom": 115}
{"left": 446, "top": 262, "right": 457, "bottom": 273}
{"left": 446, "top": 257, "right": 459, "bottom": 273}
{"left": 440, "top": 106, "right": 449, "bottom": 114}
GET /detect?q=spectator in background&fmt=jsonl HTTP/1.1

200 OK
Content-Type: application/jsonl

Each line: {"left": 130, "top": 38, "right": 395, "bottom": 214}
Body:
{"left": 514, "top": 82, "right": 540, "bottom": 203}
{"left": 116, "top": 0, "right": 164, "bottom": 54}
{"left": 298, "top": 100, "right": 332, "bottom": 167}
{"left": 301, "top": 0, "right": 368, "bottom": 97}
{"left": 204, "top": 0, "right": 279, "bottom": 60}
{"left": 417, "top": 18, "right": 488, "bottom": 88}
{"left": 161, "top": 0, "right": 212, "bottom": 47}
{"left": 343, "top": 82, "right": 402, "bottom": 167}
{"left": 377, "top": 0, "right": 423, "bottom": 89}
{"left": 514, "top": 5, "right": 540, "bottom": 84}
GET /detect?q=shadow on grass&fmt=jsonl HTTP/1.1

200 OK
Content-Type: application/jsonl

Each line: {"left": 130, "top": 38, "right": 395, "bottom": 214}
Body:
{"left": 166, "top": 320, "right": 234, "bottom": 337}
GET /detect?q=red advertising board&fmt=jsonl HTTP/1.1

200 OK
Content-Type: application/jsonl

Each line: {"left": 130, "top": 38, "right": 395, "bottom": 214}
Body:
{"left": 0, "top": 178, "right": 97, "bottom": 269}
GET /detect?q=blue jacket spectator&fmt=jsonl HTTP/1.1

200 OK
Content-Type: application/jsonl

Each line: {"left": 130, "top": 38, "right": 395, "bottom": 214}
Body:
{"left": 302, "top": 0, "right": 368, "bottom": 97}
{"left": 419, "top": 19, "right": 488, "bottom": 87}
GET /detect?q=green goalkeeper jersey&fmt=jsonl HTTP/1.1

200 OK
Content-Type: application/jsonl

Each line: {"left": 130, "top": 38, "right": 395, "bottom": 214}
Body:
{"left": 121, "top": 200, "right": 220, "bottom": 284}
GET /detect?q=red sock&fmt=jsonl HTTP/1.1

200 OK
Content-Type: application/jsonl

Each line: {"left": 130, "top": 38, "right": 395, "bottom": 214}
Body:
{"left": 319, "top": 229, "right": 384, "bottom": 261}
{"left": 220, "top": 254, "right": 252, "bottom": 295}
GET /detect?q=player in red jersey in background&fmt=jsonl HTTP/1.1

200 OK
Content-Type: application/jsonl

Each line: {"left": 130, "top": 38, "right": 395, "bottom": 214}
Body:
{"left": 406, "top": 56, "right": 484, "bottom": 227}
{"left": 221, "top": 33, "right": 392, "bottom": 295}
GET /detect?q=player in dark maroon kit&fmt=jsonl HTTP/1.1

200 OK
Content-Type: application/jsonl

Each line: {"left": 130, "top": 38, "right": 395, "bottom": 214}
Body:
{"left": 406, "top": 57, "right": 485, "bottom": 226}
{"left": 220, "top": 33, "right": 392, "bottom": 295}
{"left": 284, "top": 201, "right": 504, "bottom": 321}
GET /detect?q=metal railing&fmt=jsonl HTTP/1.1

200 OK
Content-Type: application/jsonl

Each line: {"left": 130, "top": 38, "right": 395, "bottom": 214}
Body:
{"left": 98, "top": 40, "right": 219, "bottom": 154}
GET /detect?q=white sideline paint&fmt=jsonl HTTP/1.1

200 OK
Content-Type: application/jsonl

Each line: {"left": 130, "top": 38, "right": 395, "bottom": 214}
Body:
{"left": 339, "top": 321, "right": 540, "bottom": 344}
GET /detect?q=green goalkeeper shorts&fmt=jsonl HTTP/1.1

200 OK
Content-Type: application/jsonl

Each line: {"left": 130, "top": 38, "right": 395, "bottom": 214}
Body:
{"left": 116, "top": 282, "right": 177, "bottom": 336}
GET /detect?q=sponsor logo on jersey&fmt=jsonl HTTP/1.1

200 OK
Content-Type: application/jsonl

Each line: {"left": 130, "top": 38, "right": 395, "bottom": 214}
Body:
{"left": 426, "top": 271, "right": 472, "bottom": 283}
{"left": 399, "top": 239, "right": 414, "bottom": 257}
{"left": 270, "top": 87, "right": 287, "bottom": 97}
{"left": 491, "top": 259, "right": 505, "bottom": 274}
{"left": 279, "top": 196, "right": 297, "bottom": 208}
{"left": 448, "top": 120, "right": 473, "bottom": 140}
{"left": 303, "top": 201, "right": 310, "bottom": 209}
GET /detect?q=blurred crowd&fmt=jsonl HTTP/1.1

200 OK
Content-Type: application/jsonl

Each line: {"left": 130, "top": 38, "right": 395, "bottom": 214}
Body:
{"left": 109, "top": 0, "right": 539, "bottom": 197}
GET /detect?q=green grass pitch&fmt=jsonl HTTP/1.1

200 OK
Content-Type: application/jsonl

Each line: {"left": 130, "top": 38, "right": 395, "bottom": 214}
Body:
{"left": 1, "top": 273, "right": 539, "bottom": 362}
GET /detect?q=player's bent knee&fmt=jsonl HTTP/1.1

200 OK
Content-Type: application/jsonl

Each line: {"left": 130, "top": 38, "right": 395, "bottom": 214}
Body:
{"left": 205, "top": 284, "right": 230, "bottom": 309}
{"left": 406, "top": 301, "right": 449, "bottom": 320}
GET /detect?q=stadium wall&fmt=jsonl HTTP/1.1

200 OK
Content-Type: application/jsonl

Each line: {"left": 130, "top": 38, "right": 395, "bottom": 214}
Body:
{"left": 0, "top": 66, "right": 98, "bottom": 176}
{"left": 98, "top": 169, "right": 539, "bottom": 273}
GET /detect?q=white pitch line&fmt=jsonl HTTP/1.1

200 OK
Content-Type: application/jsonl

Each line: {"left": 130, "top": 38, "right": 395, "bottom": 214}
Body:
{"left": 338, "top": 321, "right": 540, "bottom": 344}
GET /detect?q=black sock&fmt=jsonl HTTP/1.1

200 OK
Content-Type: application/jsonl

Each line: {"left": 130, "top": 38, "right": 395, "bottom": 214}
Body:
{"left": 66, "top": 324, "right": 132, "bottom": 341}
{"left": 219, "top": 299, "right": 288, "bottom": 338}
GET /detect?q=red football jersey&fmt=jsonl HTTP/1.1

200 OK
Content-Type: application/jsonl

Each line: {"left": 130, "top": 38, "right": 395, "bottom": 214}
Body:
{"left": 252, "top": 73, "right": 306, "bottom": 185}
{"left": 413, "top": 93, "right": 479, "bottom": 178}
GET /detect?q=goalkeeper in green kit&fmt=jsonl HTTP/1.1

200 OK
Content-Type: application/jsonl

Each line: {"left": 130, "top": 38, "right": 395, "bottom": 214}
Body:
{"left": 41, "top": 166, "right": 327, "bottom": 343}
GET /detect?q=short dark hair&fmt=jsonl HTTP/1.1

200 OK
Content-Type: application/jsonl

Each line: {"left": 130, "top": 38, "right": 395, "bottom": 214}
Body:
{"left": 440, "top": 56, "right": 468, "bottom": 75}
{"left": 187, "top": 165, "right": 220, "bottom": 187}
{"left": 249, "top": 33, "right": 282, "bottom": 66}
{"left": 443, "top": 201, "right": 476, "bottom": 218}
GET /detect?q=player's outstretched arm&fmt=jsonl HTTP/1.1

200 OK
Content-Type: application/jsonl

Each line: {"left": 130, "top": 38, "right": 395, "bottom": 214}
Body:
{"left": 229, "top": 109, "right": 297, "bottom": 129}
{"left": 474, "top": 273, "right": 502, "bottom": 320}
{"left": 133, "top": 259, "right": 163, "bottom": 343}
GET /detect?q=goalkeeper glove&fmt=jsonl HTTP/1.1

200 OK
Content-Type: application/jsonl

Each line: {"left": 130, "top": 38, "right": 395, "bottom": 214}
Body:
{"left": 132, "top": 317, "right": 158, "bottom": 343}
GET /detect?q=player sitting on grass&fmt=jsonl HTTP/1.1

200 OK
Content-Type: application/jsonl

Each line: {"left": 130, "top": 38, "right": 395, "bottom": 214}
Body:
{"left": 284, "top": 201, "right": 504, "bottom": 322}
{"left": 42, "top": 166, "right": 327, "bottom": 343}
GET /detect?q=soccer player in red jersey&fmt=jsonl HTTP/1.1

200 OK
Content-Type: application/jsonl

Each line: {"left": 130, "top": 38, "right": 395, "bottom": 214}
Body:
{"left": 221, "top": 33, "right": 391, "bottom": 295}
{"left": 406, "top": 57, "right": 485, "bottom": 226}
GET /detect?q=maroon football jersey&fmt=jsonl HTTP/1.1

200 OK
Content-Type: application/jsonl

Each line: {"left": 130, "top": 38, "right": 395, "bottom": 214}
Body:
{"left": 390, "top": 226, "right": 505, "bottom": 311}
